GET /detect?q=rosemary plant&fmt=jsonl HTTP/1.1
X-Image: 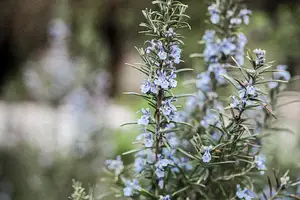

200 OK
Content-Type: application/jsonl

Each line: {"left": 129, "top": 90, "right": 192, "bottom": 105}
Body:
{"left": 98, "top": 0, "right": 300, "bottom": 200}
{"left": 104, "top": 0, "right": 192, "bottom": 199}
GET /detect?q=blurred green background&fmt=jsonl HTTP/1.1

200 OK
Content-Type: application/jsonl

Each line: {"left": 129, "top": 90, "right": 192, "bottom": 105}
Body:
{"left": 0, "top": 0, "right": 299, "bottom": 199}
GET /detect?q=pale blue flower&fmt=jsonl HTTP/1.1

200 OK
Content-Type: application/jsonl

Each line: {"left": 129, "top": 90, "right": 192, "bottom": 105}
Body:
{"left": 202, "top": 145, "right": 213, "bottom": 163}
{"left": 123, "top": 179, "right": 141, "bottom": 197}
{"left": 238, "top": 33, "right": 248, "bottom": 48}
{"left": 140, "top": 80, "right": 151, "bottom": 93}
{"left": 158, "top": 178, "right": 164, "bottom": 189}
{"left": 255, "top": 155, "right": 267, "bottom": 174}
{"left": 136, "top": 149, "right": 155, "bottom": 166}
{"left": 208, "top": 4, "right": 221, "bottom": 24}
{"left": 155, "top": 155, "right": 173, "bottom": 168}
{"left": 197, "top": 72, "right": 212, "bottom": 92}
{"left": 155, "top": 157, "right": 173, "bottom": 169}
{"left": 269, "top": 65, "right": 291, "bottom": 89}
{"left": 105, "top": 155, "right": 124, "bottom": 175}
{"left": 147, "top": 40, "right": 167, "bottom": 60}
{"left": 253, "top": 49, "right": 266, "bottom": 67}
{"left": 167, "top": 132, "right": 179, "bottom": 148}
{"left": 178, "top": 157, "right": 193, "bottom": 171}
{"left": 140, "top": 80, "right": 158, "bottom": 94}
{"left": 136, "top": 130, "right": 154, "bottom": 148}
{"left": 156, "top": 40, "right": 168, "bottom": 60}
{"left": 238, "top": 81, "right": 257, "bottom": 100}
{"left": 230, "top": 18, "right": 242, "bottom": 25}
{"left": 220, "top": 38, "right": 236, "bottom": 55}
{"left": 170, "top": 44, "right": 182, "bottom": 64}
{"left": 211, "top": 131, "right": 222, "bottom": 141}
{"left": 208, "top": 63, "right": 227, "bottom": 85}
{"left": 137, "top": 108, "right": 151, "bottom": 126}
{"left": 235, "top": 33, "right": 247, "bottom": 66}
{"left": 134, "top": 157, "right": 145, "bottom": 173}
{"left": 274, "top": 65, "right": 291, "bottom": 81}
{"left": 161, "top": 99, "right": 177, "bottom": 117}
{"left": 160, "top": 195, "right": 171, "bottom": 200}
{"left": 201, "top": 110, "right": 219, "bottom": 128}
{"left": 231, "top": 96, "right": 243, "bottom": 111}
{"left": 168, "top": 71, "right": 177, "bottom": 88}
{"left": 171, "top": 111, "right": 186, "bottom": 122}
{"left": 150, "top": 83, "right": 158, "bottom": 94}
{"left": 144, "top": 135, "right": 154, "bottom": 148}
{"left": 158, "top": 49, "right": 168, "bottom": 60}
{"left": 165, "top": 28, "right": 176, "bottom": 37}
{"left": 227, "top": 10, "right": 234, "bottom": 18}
{"left": 213, "top": 100, "right": 224, "bottom": 112}
{"left": 154, "top": 156, "right": 174, "bottom": 189}
{"left": 202, "top": 30, "right": 216, "bottom": 43}
{"left": 215, "top": 67, "right": 227, "bottom": 85}
{"left": 246, "top": 85, "right": 256, "bottom": 96}
{"left": 185, "top": 96, "right": 198, "bottom": 113}
{"left": 268, "top": 81, "right": 278, "bottom": 89}
{"left": 155, "top": 71, "right": 169, "bottom": 89}
{"left": 155, "top": 167, "right": 165, "bottom": 178}
{"left": 204, "top": 42, "right": 220, "bottom": 62}
{"left": 239, "top": 9, "right": 252, "bottom": 25}
{"left": 123, "top": 187, "right": 133, "bottom": 197}
{"left": 236, "top": 184, "right": 256, "bottom": 200}
{"left": 145, "top": 39, "right": 156, "bottom": 54}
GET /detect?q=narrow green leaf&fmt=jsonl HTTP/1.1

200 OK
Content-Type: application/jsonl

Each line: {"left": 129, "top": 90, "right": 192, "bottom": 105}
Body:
{"left": 123, "top": 92, "right": 151, "bottom": 99}
{"left": 172, "top": 186, "right": 190, "bottom": 197}
{"left": 290, "top": 180, "right": 300, "bottom": 187}
{"left": 139, "top": 188, "right": 157, "bottom": 199}
{"left": 177, "top": 148, "right": 199, "bottom": 160}
{"left": 189, "top": 53, "right": 203, "bottom": 58}
{"left": 120, "top": 122, "right": 137, "bottom": 127}
{"left": 171, "top": 121, "right": 193, "bottom": 128}
{"left": 122, "top": 149, "right": 141, "bottom": 155}
{"left": 256, "top": 80, "right": 288, "bottom": 85}
{"left": 221, "top": 74, "right": 239, "bottom": 89}
{"left": 176, "top": 68, "right": 194, "bottom": 73}
{"left": 231, "top": 57, "right": 248, "bottom": 81}
{"left": 267, "top": 176, "right": 273, "bottom": 196}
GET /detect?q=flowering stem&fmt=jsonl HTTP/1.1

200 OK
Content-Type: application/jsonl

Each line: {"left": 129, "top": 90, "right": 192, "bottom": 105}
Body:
{"left": 155, "top": 88, "right": 164, "bottom": 161}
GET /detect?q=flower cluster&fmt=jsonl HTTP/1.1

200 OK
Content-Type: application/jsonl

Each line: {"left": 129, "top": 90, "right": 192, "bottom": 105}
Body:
{"left": 123, "top": 179, "right": 141, "bottom": 197}
{"left": 105, "top": 155, "right": 124, "bottom": 176}
{"left": 208, "top": 3, "right": 252, "bottom": 26}
{"left": 203, "top": 2, "right": 250, "bottom": 65}
{"left": 236, "top": 184, "right": 256, "bottom": 200}
{"left": 254, "top": 155, "right": 267, "bottom": 174}
{"left": 190, "top": 1, "right": 251, "bottom": 148}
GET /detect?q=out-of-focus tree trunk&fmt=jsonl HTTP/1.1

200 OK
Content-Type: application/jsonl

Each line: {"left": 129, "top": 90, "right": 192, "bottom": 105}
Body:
{"left": 97, "top": 0, "right": 125, "bottom": 98}
{"left": 0, "top": 0, "right": 55, "bottom": 95}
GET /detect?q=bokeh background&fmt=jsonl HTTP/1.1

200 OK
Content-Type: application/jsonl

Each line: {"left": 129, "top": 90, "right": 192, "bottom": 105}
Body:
{"left": 0, "top": 0, "right": 299, "bottom": 199}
